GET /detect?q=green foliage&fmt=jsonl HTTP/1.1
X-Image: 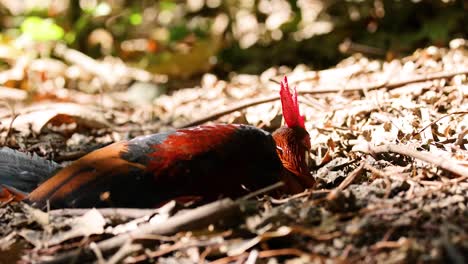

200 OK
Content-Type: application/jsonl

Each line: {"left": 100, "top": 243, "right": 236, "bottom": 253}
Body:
{"left": 169, "top": 25, "right": 190, "bottom": 42}
{"left": 129, "top": 13, "right": 142, "bottom": 25}
{"left": 20, "top": 17, "right": 64, "bottom": 41}
{"left": 1, "top": 0, "right": 466, "bottom": 77}
{"left": 159, "top": 1, "right": 177, "bottom": 11}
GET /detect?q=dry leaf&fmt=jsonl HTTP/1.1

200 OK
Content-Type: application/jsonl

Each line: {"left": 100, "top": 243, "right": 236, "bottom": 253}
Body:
{"left": 1, "top": 103, "right": 111, "bottom": 133}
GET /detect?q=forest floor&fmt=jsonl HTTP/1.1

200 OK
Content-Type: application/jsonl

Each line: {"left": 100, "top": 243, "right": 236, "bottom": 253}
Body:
{"left": 0, "top": 40, "right": 467, "bottom": 263}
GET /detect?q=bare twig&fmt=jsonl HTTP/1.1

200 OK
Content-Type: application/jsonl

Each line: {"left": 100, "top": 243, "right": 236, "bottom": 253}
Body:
{"left": 356, "top": 143, "right": 468, "bottom": 177}
{"left": 240, "top": 181, "right": 284, "bottom": 200}
{"left": 270, "top": 189, "right": 330, "bottom": 204}
{"left": 89, "top": 242, "right": 105, "bottom": 264}
{"left": 413, "top": 111, "right": 468, "bottom": 138}
{"left": 49, "top": 208, "right": 160, "bottom": 219}
{"left": 290, "top": 226, "right": 342, "bottom": 241}
{"left": 0, "top": 101, "right": 18, "bottom": 145}
{"left": 126, "top": 239, "right": 223, "bottom": 263}
{"left": 210, "top": 248, "right": 312, "bottom": 264}
{"left": 454, "top": 128, "right": 468, "bottom": 148}
{"left": 106, "top": 241, "right": 142, "bottom": 264}
{"left": 339, "top": 39, "right": 386, "bottom": 56}
{"left": 371, "top": 238, "right": 410, "bottom": 250}
{"left": 326, "top": 162, "right": 365, "bottom": 200}
{"left": 363, "top": 162, "right": 393, "bottom": 198}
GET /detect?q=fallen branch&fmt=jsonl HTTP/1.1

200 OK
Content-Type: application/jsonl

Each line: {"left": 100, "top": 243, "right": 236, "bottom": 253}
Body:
{"left": 240, "top": 181, "right": 284, "bottom": 200}
{"left": 455, "top": 128, "right": 468, "bottom": 148}
{"left": 210, "top": 248, "right": 314, "bottom": 264}
{"left": 48, "top": 208, "right": 160, "bottom": 219}
{"left": 355, "top": 143, "right": 468, "bottom": 178}
{"left": 125, "top": 239, "right": 223, "bottom": 263}
{"left": 270, "top": 189, "right": 330, "bottom": 204}
{"left": 326, "top": 162, "right": 365, "bottom": 200}
{"left": 413, "top": 111, "right": 468, "bottom": 137}
{"left": 0, "top": 101, "right": 18, "bottom": 145}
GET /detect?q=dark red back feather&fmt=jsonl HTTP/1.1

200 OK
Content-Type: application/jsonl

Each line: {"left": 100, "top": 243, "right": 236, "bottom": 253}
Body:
{"left": 147, "top": 125, "right": 239, "bottom": 176}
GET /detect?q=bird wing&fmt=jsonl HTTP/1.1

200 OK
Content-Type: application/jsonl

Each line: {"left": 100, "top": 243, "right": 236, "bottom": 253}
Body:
{"left": 26, "top": 141, "right": 146, "bottom": 208}
{"left": 26, "top": 125, "right": 246, "bottom": 209}
{"left": 145, "top": 125, "right": 241, "bottom": 176}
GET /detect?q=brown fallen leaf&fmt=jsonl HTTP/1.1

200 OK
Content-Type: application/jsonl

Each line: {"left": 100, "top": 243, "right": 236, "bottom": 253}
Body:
{"left": 0, "top": 103, "right": 112, "bottom": 134}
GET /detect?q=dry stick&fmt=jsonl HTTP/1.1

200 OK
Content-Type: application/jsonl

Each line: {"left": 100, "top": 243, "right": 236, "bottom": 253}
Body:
{"left": 454, "top": 128, "right": 468, "bottom": 147}
{"left": 240, "top": 181, "right": 284, "bottom": 200}
{"left": 210, "top": 248, "right": 310, "bottom": 264}
{"left": 180, "top": 69, "right": 468, "bottom": 128}
{"left": 359, "top": 143, "right": 468, "bottom": 178}
{"left": 413, "top": 111, "right": 468, "bottom": 137}
{"left": 270, "top": 189, "right": 330, "bottom": 204}
{"left": 363, "top": 162, "right": 393, "bottom": 198}
{"left": 106, "top": 241, "right": 142, "bottom": 264}
{"left": 0, "top": 101, "right": 18, "bottom": 145}
{"left": 126, "top": 239, "right": 223, "bottom": 263}
{"left": 339, "top": 40, "right": 386, "bottom": 56}
{"left": 49, "top": 208, "right": 160, "bottom": 219}
{"left": 42, "top": 182, "right": 283, "bottom": 264}
{"left": 326, "top": 162, "right": 365, "bottom": 200}
{"left": 89, "top": 242, "right": 105, "bottom": 264}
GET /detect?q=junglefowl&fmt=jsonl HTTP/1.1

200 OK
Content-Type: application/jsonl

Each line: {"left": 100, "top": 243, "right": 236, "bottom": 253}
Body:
{"left": 0, "top": 76, "right": 315, "bottom": 209}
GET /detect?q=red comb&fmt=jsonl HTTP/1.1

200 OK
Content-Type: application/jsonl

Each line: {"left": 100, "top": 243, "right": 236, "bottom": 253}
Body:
{"left": 279, "top": 76, "right": 305, "bottom": 128}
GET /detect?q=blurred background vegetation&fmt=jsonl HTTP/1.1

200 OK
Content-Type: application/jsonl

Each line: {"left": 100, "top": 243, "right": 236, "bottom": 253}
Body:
{"left": 0, "top": 0, "right": 466, "bottom": 79}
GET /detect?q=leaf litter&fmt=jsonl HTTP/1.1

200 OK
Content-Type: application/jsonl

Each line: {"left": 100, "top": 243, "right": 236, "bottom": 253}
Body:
{"left": 0, "top": 39, "right": 467, "bottom": 263}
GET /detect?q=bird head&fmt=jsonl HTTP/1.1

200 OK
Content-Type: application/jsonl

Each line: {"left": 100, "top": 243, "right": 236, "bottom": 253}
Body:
{"left": 272, "top": 76, "right": 315, "bottom": 192}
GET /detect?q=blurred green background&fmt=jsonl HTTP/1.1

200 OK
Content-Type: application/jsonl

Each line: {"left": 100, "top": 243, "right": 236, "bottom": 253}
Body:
{"left": 0, "top": 0, "right": 466, "bottom": 79}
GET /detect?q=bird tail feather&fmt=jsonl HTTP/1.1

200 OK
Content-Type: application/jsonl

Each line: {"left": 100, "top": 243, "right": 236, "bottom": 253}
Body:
{"left": 0, "top": 184, "right": 28, "bottom": 203}
{"left": 0, "top": 147, "right": 62, "bottom": 198}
